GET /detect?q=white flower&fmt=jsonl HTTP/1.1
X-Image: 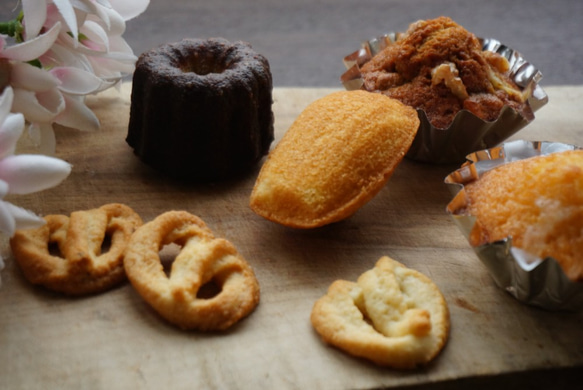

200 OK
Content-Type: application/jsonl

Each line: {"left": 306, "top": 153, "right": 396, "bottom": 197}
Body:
{"left": 1, "top": 23, "right": 101, "bottom": 153}
{"left": 25, "top": 0, "right": 149, "bottom": 84}
{"left": 0, "top": 0, "right": 149, "bottom": 284}
{"left": 1, "top": 0, "right": 149, "bottom": 152}
{"left": 22, "top": 0, "right": 150, "bottom": 42}
{"left": 0, "top": 87, "right": 71, "bottom": 233}
{"left": 0, "top": 86, "right": 71, "bottom": 283}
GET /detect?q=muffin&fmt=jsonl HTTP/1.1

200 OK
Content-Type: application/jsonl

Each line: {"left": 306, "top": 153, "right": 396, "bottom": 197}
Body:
{"left": 341, "top": 17, "right": 547, "bottom": 163}
{"left": 446, "top": 140, "right": 583, "bottom": 310}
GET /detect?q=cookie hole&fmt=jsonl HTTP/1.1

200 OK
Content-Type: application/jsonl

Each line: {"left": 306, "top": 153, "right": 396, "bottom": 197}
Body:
{"left": 197, "top": 279, "right": 222, "bottom": 299}
{"left": 48, "top": 241, "right": 63, "bottom": 258}
{"left": 159, "top": 243, "right": 182, "bottom": 277}
{"left": 100, "top": 233, "right": 112, "bottom": 255}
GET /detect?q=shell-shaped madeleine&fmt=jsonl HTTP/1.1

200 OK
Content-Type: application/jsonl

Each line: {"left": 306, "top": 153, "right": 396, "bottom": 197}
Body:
{"left": 250, "top": 90, "right": 419, "bottom": 228}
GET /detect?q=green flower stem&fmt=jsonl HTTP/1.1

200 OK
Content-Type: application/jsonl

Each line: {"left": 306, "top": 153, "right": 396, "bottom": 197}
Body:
{"left": 0, "top": 13, "right": 24, "bottom": 42}
{"left": 1, "top": 13, "right": 42, "bottom": 68}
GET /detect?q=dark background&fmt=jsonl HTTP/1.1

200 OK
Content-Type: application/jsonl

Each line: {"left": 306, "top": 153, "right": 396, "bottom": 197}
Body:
{"left": 2, "top": 0, "right": 582, "bottom": 87}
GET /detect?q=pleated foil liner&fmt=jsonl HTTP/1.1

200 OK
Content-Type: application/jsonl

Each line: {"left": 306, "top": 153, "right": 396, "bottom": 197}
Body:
{"left": 341, "top": 35, "right": 549, "bottom": 164}
{"left": 445, "top": 140, "right": 583, "bottom": 311}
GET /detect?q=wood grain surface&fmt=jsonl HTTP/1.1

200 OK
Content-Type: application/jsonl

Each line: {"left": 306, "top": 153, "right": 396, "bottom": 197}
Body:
{"left": 1, "top": 84, "right": 582, "bottom": 389}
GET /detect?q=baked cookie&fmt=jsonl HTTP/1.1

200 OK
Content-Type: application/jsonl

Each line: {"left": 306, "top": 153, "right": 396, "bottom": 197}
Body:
{"left": 123, "top": 211, "right": 260, "bottom": 331}
{"left": 10, "top": 203, "right": 143, "bottom": 295}
{"left": 250, "top": 90, "right": 419, "bottom": 228}
{"left": 310, "top": 256, "right": 449, "bottom": 368}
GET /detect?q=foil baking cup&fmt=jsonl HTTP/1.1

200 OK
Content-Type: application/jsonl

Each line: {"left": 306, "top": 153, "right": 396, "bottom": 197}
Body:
{"left": 341, "top": 35, "right": 549, "bottom": 164}
{"left": 445, "top": 140, "right": 583, "bottom": 311}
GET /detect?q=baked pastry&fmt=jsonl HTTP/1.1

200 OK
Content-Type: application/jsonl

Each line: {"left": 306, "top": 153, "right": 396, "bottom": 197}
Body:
{"left": 127, "top": 38, "right": 274, "bottom": 181}
{"left": 124, "top": 211, "right": 260, "bottom": 331}
{"left": 250, "top": 90, "right": 419, "bottom": 228}
{"left": 359, "top": 17, "right": 533, "bottom": 129}
{"left": 453, "top": 149, "right": 583, "bottom": 281}
{"left": 10, "top": 203, "right": 143, "bottom": 295}
{"left": 310, "top": 256, "right": 450, "bottom": 368}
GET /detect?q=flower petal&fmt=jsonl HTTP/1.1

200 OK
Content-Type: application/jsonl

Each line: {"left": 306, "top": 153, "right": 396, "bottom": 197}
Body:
{"left": 10, "top": 62, "right": 61, "bottom": 92}
{"left": 0, "top": 113, "right": 25, "bottom": 159}
{"left": 69, "top": 0, "right": 93, "bottom": 13}
{"left": 0, "top": 200, "right": 16, "bottom": 236}
{"left": 87, "top": 6, "right": 126, "bottom": 35}
{"left": 59, "top": 30, "right": 108, "bottom": 56}
{"left": 0, "top": 200, "right": 46, "bottom": 236}
{"left": 109, "top": 0, "right": 150, "bottom": 21}
{"left": 0, "top": 180, "right": 8, "bottom": 197}
{"left": 50, "top": 66, "right": 104, "bottom": 95}
{"left": 80, "top": 20, "right": 110, "bottom": 52}
{"left": 2, "top": 22, "right": 62, "bottom": 62}
{"left": 108, "top": 34, "right": 134, "bottom": 55}
{"left": 89, "top": 53, "right": 135, "bottom": 80}
{"left": 55, "top": 93, "right": 100, "bottom": 131}
{"left": 76, "top": 0, "right": 111, "bottom": 29}
{"left": 105, "top": 7, "right": 126, "bottom": 35}
{"left": 22, "top": 0, "right": 48, "bottom": 39}
{"left": 28, "top": 122, "right": 57, "bottom": 155}
{"left": 53, "top": 0, "right": 79, "bottom": 41}
{"left": 0, "top": 86, "right": 14, "bottom": 125}
{"left": 41, "top": 43, "right": 95, "bottom": 73}
{"left": 12, "top": 87, "right": 65, "bottom": 123}
{"left": 0, "top": 154, "right": 71, "bottom": 194}
{"left": 10, "top": 203, "right": 47, "bottom": 230}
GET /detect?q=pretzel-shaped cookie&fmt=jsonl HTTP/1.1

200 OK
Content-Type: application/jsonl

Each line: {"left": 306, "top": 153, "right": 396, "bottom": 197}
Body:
{"left": 310, "top": 256, "right": 450, "bottom": 368}
{"left": 10, "top": 203, "right": 143, "bottom": 295}
{"left": 123, "top": 211, "right": 260, "bottom": 331}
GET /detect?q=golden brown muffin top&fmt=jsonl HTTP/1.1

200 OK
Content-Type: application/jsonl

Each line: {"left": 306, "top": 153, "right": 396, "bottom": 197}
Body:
{"left": 360, "top": 17, "right": 530, "bottom": 129}
{"left": 462, "top": 150, "right": 583, "bottom": 281}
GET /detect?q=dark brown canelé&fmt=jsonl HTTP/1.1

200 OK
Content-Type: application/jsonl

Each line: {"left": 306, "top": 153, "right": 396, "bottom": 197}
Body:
{"left": 127, "top": 38, "right": 274, "bottom": 181}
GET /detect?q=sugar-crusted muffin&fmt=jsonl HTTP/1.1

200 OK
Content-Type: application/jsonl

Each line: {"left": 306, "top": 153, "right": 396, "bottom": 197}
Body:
{"left": 359, "top": 16, "right": 532, "bottom": 129}
{"left": 454, "top": 149, "right": 583, "bottom": 281}
{"left": 250, "top": 90, "right": 419, "bottom": 228}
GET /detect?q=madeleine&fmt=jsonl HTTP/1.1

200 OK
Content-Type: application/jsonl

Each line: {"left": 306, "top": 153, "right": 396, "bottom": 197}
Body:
{"left": 250, "top": 90, "right": 419, "bottom": 228}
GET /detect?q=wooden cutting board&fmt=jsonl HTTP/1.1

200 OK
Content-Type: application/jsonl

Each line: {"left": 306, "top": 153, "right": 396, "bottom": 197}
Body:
{"left": 1, "top": 84, "right": 582, "bottom": 389}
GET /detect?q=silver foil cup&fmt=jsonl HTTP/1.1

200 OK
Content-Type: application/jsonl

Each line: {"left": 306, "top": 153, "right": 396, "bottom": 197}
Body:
{"left": 341, "top": 35, "right": 548, "bottom": 164}
{"left": 445, "top": 140, "right": 583, "bottom": 311}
